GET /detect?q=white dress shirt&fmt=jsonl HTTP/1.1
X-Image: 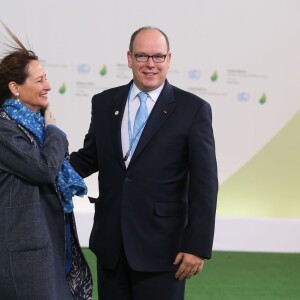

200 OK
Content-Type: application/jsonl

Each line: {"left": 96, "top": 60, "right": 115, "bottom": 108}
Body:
{"left": 121, "top": 83, "right": 164, "bottom": 166}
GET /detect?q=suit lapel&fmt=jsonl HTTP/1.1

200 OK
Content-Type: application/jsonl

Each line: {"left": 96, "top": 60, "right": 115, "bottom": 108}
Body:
{"left": 129, "top": 81, "right": 176, "bottom": 165}
{"left": 111, "top": 83, "right": 131, "bottom": 169}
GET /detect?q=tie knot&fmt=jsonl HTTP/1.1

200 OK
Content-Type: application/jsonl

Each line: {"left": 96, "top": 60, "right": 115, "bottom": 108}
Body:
{"left": 138, "top": 92, "right": 148, "bottom": 103}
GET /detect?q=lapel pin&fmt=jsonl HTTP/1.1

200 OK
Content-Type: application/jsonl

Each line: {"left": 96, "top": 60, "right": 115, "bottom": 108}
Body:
{"left": 115, "top": 111, "right": 119, "bottom": 115}
{"left": 163, "top": 109, "right": 168, "bottom": 114}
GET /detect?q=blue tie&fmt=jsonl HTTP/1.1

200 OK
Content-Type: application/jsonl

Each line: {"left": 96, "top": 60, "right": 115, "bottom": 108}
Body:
{"left": 131, "top": 92, "right": 148, "bottom": 155}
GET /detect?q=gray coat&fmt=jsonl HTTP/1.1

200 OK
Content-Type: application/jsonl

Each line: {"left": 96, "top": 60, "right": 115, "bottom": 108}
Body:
{"left": 0, "top": 112, "right": 92, "bottom": 300}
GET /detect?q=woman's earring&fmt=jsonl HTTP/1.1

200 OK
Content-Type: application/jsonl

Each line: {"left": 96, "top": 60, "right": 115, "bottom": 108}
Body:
{"left": 15, "top": 92, "right": 20, "bottom": 101}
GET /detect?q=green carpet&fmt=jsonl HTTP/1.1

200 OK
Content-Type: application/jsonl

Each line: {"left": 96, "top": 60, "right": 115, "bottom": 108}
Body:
{"left": 82, "top": 249, "right": 300, "bottom": 300}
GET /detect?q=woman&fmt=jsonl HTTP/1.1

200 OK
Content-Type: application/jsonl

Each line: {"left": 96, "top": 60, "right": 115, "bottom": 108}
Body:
{"left": 0, "top": 23, "right": 92, "bottom": 299}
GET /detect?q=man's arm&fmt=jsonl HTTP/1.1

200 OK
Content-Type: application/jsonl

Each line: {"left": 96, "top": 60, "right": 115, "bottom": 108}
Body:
{"left": 70, "top": 96, "right": 99, "bottom": 178}
{"left": 175, "top": 100, "right": 218, "bottom": 279}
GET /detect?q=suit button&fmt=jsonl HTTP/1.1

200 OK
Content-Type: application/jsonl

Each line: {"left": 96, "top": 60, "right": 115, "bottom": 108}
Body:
{"left": 124, "top": 177, "right": 132, "bottom": 182}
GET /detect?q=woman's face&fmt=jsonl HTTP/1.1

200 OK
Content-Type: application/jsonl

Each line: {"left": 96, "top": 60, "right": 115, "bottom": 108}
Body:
{"left": 17, "top": 60, "right": 51, "bottom": 112}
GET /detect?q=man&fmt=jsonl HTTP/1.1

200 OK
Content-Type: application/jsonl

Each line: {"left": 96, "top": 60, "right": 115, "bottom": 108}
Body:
{"left": 70, "top": 26, "right": 218, "bottom": 300}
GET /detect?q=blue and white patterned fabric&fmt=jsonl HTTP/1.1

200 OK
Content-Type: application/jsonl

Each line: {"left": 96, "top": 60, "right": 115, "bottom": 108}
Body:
{"left": 2, "top": 99, "right": 87, "bottom": 213}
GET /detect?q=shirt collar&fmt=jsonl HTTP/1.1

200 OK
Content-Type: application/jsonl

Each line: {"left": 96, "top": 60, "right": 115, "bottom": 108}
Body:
{"left": 130, "top": 82, "right": 165, "bottom": 103}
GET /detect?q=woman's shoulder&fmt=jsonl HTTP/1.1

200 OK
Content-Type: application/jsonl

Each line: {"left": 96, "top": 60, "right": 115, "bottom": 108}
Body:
{"left": 0, "top": 112, "right": 20, "bottom": 133}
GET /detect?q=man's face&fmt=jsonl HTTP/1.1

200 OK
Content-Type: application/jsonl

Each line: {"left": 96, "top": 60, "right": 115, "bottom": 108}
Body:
{"left": 127, "top": 29, "right": 171, "bottom": 92}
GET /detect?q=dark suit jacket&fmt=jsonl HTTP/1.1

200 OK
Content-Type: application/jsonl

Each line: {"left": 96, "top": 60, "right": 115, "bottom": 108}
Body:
{"left": 70, "top": 80, "right": 218, "bottom": 272}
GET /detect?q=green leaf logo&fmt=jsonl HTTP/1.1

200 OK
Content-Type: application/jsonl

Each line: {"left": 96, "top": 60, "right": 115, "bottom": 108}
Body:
{"left": 211, "top": 71, "right": 218, "bottom": 82}
{"left": 59, "top": 83, "right": 66, "bottom": 94}
{"left": 100, "top": 65, "right": 107, "bottom": 76}
{"left": 259, "top": 93, "right": 267, "bottom": 104}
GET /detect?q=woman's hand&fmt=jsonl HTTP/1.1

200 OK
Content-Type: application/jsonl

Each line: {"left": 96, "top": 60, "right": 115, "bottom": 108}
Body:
{"left": 44, "top": 105, "right": 56, "bottom": 127}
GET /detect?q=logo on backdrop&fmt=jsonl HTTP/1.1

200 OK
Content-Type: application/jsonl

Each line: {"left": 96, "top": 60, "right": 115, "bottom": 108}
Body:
{"left": 77, "top": 64, "right": 91, "bottom": 74}
{"left": 99, "top": 65, "right": 107, "bottom": 76}
{"left": 188, "top": 69, "right": 201, "bottom": 80}
{"left": 259, "top": 93, "right": 267, "bottom": 105}
{"left": 211, "top": 70, "right": 218, "bottom": 82}
{"left": 237, "top": 92, "right": 250, "bottom": 102}
{"left": 59, "top": 83, "right": 66, "bottom": 94}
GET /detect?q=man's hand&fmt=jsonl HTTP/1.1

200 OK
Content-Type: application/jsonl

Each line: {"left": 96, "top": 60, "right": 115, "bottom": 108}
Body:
{"left": 173, "top": 252, "right": 204, "bottom": 280}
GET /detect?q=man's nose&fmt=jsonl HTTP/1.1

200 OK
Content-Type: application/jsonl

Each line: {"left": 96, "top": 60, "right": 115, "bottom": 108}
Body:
{"left": 146, "top": 57, "right": 155, "bottom": 67}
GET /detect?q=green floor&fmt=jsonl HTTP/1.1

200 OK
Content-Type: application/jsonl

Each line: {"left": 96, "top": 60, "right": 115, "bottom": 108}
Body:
{"left": 82, "top": 249, "right": 300, "bottom": 300}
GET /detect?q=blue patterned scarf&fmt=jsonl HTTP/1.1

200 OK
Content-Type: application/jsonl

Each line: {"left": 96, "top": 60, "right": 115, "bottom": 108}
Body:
{"left": 2, "top": 99, "right": 87, "bottom": 213}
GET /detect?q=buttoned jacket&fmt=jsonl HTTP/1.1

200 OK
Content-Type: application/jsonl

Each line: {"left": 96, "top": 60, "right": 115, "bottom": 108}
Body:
{"left": 70, "top": 80, "right": 218, "bottom": 271}
{"left": 0, "top": 113, "right": 74, "bottom": 299}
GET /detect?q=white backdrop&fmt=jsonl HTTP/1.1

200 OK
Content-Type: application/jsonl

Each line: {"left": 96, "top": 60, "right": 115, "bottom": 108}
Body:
{"left": 1, "top": 0, "right": 300, "bottom": 251}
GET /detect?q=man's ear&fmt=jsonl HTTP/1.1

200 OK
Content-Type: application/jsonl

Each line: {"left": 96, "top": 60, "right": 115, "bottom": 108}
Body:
{"left": 127, "top": 51, "right": 133, "bottom": 69}
{"left": 8, "top": 81, "right": 19, "bottom": 97}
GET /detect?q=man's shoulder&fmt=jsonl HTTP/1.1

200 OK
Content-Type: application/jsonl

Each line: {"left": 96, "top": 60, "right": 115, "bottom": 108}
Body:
{"left": 170, "top": 83, "right": 210, "bottom": 107}
{"left": 89, "top": 84, "right": 130, "bottom": 111}
{"left": 93, "top": 83, "right": 130, "bottom": 99}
